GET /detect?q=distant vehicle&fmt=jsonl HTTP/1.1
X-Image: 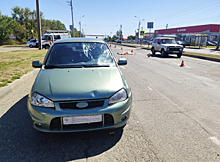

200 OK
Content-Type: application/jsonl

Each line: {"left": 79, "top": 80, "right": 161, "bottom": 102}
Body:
{"left": 26, "top": 38, "right": 38, "bottom": 48}
{"left": 116, "top": 39, "right": 121, "bottom": 43}
{"left": 36, "top": 30, "right": 71, "bottom": 49}
{"left": 28, "top": 38, "right": 132, "bottom": 132}
{"left": 151, "top": 36, "right": 184, "bottom": 58}
{"left": 176, "top": 41, "right": 186, "bottom": 48}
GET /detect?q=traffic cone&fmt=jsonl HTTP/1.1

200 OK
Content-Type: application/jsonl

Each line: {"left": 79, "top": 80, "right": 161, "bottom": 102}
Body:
{"left": 110, "top": 44, "right": 111, "bottom": 47}
{"left": 131, "top": 49, "right": 133, "bottom": 52}
{"left": 115, "top": 45, "right": 116, "bottom": 48}
{"left": 180, "top": 60, "right": 185, "bottom": 67}
{"left": 148, "top": 53, "right": 151, "bottom": 57}
{"left": 121, "top": 47, "right": 123, "bottom": 50}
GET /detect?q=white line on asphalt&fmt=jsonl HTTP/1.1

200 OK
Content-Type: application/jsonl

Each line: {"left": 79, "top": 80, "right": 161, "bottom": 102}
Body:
{"left": 209, "top": 137, "right": 220, "bottom": 148}
{"left": 204, "top": 71, "right": 207, "bottom": 73}
{"left": 148, "top": 87, "right": 153, "bottom": 91}
{"left": 121, "top": 66, "right": 126, "bottom": 69}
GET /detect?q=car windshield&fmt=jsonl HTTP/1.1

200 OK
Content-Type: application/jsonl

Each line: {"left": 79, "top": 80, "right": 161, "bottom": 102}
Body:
{"left": 161, "top": 39, "right": 176, "bottom": 44}
{"left": 42, "top": 35, "right": 50, "bottom": 40}
{"left": 45, "top": 42, "right": 115, "bottom": 68}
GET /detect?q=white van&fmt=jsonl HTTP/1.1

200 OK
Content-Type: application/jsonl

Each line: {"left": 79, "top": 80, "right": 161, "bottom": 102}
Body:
{"left": 39, "top": 30, "right": 71, "bottom": 49}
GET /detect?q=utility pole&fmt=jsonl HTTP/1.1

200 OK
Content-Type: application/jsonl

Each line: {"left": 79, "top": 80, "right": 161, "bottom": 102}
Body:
{"left": 36, "top": 0, "right": 42, "bottom": 49}
{"left": 67, "top": 0, "right": 75, "bottom": 37}
{"left": 216, "top": 27, "right": 220, "bottom": 50}
{"left": 166, "top": 24, "right": 168, "bottom": 34}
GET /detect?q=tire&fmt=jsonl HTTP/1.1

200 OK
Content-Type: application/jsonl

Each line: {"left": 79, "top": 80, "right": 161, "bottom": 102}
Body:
{"left": 151, "top": 48, "right": 155, "bottom": 55}
{"left": 161, "top": 49, "right": 167, "bottom": 57}
{"left": 45, "top": 45, "right": 50, "bottom": 49}
{"left": 177, "top": 53, "right": 182, "bottom": 58}
{"left": 29, "top": 44, "right": 33, "bottom": 48}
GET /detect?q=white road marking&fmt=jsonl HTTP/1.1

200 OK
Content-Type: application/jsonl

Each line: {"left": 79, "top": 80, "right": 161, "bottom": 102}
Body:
{"left": 185, "top": 66, "right": 191, "bottom": 68}
{"left": 148, "top": 87, "right": 153, "bottom": 91}
{"left": 209, "top": 137, "right": 220, "bottom": 148}
{"left": 121, "top": 66, "right": 126, "bottom": 69}
{"left": 204, "top": 71, "right": 207, "bottom": 73}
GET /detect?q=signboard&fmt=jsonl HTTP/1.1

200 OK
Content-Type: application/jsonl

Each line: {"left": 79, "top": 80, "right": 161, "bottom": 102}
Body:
{"left": 147, "top": 22, "right": 153, "bottom": 29}
{"left": 69, "top": 25, "right": 73, "bottom": 30}
{"left": 140, "top": 30, "right": 145, "bottom": 36}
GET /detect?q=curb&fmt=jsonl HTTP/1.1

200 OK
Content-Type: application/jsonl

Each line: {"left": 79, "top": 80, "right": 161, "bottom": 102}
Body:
{"left": 182, "top": 53, "right": 220, "bottom": 62}
{"left": 0, "top": 69, "right": 39, "bottom": 99}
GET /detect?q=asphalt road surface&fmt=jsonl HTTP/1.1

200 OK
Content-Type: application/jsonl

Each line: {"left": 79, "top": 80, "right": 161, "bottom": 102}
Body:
{"left": 0, "top": 46, "right": 38, "bottom": 52}
{"left": 1, "top": 45, "right": 220, "bottom": 162}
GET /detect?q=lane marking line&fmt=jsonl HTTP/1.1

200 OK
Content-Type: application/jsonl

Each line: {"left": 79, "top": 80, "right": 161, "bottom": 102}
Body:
{"left": 121, "top": 66, "right": 126, "bottom": 69}
{"left": 148, "top": 87, "right": 153, "bottom": 91}
{"left": 209, "top": 137, "right": 220, "bottom": 148}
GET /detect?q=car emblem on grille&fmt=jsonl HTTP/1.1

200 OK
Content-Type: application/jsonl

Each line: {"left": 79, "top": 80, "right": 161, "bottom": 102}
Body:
{"left": 76, "top": 102, "right": 88, "bottom": 108}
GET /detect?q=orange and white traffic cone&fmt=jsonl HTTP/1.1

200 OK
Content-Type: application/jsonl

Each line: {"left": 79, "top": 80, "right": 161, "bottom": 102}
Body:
{"left": 121, "top": 47, "right": 123, "bottom": 50}
{"left": 148, "top": 53, "right": 151, "bottom": 57}
{"left": 131, "top": 49, "right": 133, "bottom": 52}
{"left": 110, "top": 44, "right": 111, "bottom": 47}
{"left": 180, "top": 60, "right": 185, "bottom": 67}
{"left": 115, "top": 45, "right": 116, "bottom": 48}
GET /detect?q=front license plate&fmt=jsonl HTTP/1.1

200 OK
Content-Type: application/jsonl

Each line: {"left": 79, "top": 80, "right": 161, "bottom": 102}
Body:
{"left": 173, "top": 51, "right": 179, "bottom": 53}
{"left": 63, "top": 115, "right": 102, "bottom": 125}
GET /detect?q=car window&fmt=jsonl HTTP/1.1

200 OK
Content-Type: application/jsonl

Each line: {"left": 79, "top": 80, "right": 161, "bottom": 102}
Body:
{"left": 153, "top": 39, "right": 157, "bottom": 43}
{"left": 46, "top": 42, "right": 115, "bottom": 67}
{"left": 161, "top": 39, "right": 176, "bottom": 44}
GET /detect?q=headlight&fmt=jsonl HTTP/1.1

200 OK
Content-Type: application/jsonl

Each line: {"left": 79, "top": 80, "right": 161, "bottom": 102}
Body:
{"left": 180, "top": 48, "right": 183, "bottom": 51}
{"left": 31, "top": 93, "right": 54, "bottom": 107}
{"left": 108, "top": 89, "right": 128, "bottom": 104}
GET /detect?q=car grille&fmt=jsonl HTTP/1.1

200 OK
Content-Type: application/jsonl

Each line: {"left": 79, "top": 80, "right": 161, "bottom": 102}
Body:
{"left": 50, "top": 114, "right": 114, "bottom": 131}
{"left": 59, "top": 100, "right": 104, "bottom": 109}
{"left": 168, "top": 47, "right": 180, "bottom": 51}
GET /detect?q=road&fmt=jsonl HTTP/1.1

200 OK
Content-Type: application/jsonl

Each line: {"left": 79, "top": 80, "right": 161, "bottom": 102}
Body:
{"left": 1, "top": 45, "right": 220, "bottom": 161}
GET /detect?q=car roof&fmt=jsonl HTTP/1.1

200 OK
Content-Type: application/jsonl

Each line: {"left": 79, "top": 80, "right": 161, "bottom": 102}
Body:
{"left": 54, "top": 38, "right": 105, "bottom": 44}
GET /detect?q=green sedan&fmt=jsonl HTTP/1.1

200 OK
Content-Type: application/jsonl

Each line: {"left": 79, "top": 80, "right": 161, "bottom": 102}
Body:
{"left": 27, "top": 38, "right": 132, "bottom": 132}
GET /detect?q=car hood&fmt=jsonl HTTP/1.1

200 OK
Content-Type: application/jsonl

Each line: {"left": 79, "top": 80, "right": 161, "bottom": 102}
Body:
{"left": 33, "top": 67, "right": 124, "bottom": 101}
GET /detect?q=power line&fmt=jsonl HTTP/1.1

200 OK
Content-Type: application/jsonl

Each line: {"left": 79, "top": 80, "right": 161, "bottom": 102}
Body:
{"left": 155, "top": 1, "right": 220, "bottom": 23}
{"left": 216, "top": 12, "right": 220, "bottom": 22}
{"left": 53, "top": 0, "right": 69, "bottom": 9}
{"left": 170, "top": 4, "right": 220, "bottom": 27}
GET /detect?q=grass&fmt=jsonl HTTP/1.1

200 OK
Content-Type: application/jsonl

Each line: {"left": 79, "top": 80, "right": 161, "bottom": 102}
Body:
{"left": 0, "top": 49, "right": 47, "bottom": 87}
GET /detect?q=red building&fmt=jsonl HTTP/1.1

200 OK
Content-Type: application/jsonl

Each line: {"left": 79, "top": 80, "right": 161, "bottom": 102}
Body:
{"left": 154, "top": 24, "right": 220, "bottom": 42}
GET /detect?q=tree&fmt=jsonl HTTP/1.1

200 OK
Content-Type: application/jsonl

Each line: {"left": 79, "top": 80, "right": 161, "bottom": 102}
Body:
{"left": 116, "top": 30, "right": 123, "bottom": 40}
{"left": 127, "top": 35, "right": 135, "bottom": 40}
{"left": 0, "top": 12, "right": 15, "bottom": 45}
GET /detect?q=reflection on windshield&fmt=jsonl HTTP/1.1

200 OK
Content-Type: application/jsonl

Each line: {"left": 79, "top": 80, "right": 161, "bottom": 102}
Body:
{"left": 161, "top": 39, "right": 176, "bottom": 44}
{"left": 45, "top": 42, "right": 115, "bottom": 68}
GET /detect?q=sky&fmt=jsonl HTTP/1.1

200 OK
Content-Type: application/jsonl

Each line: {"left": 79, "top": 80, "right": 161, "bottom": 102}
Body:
{"left": 0, "top": 0, "right": 220, "bottom": 38}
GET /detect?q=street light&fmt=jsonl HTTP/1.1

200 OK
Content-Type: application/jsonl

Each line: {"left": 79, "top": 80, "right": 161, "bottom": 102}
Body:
{"left": 79, "top": 15, "right": 84, "bottom": 37}
{"left": 134, "top": 16, "right": 144, "bottom": 43}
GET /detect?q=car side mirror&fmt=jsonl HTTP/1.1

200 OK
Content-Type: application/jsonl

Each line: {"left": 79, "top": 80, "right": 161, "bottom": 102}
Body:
{"left": 118, "top": 58, "right": 127, "bottom": 65}
{"left": 32, "top": 60, "right": 42, "bottom": 68}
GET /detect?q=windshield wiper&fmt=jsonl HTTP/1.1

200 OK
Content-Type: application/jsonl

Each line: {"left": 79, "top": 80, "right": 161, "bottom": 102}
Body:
{"left": 45, "top": 65, "right": 83, "bottom": 68}
{"left": 82, "top": 65, "right": 110, "bottom": 68}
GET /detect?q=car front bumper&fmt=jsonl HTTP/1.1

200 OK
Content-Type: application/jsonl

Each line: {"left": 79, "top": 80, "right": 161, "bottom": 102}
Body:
{"left": 27, "top": 95, "right": 132, "bottom": 132}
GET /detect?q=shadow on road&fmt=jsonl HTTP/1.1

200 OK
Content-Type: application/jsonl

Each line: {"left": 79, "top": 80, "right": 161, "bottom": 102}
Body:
{"left": 0, "top": 95, "right": 123, "bottom": 161}
{"left": 150, "top": 53, "right": 180, "bottom": 59}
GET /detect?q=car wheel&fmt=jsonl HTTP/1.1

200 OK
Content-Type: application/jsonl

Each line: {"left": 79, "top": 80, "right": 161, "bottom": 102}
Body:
{"left": 151, "top": 48, "right": 155, "bottom": 55}
{"left": 29, "top": 44, "right": 33, "bottom": 48}
{"left": 45, "top": 45, "right": 50, "bottom": 49}
{"left": 161, "top": 49, "right": 167, "bottom": 57}
{"left": 177, "top": 53, "right": 182, "bottom": 58}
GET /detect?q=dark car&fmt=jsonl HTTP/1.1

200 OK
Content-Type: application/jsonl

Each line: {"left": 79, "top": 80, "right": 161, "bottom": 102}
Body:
{"left": 116, "top": 39, "right": 121, "bottom": 43}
